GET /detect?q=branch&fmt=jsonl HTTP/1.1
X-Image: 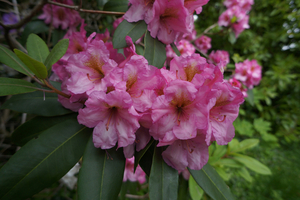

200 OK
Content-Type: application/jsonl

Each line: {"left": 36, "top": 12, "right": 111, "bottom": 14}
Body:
{"left": 44, "top": 80, "right": 71, "bottom": 99}
{"left": 47, "top": 0, "right": 125, "bottom": 15}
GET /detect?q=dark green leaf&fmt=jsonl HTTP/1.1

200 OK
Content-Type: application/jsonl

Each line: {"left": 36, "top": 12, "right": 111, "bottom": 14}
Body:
{"left": 97, "top": 0, "right": 108, "bottom": 7}
{"left": 134, "top": 138, "right": 154, "bottom": 171}
{"left": 0, "top": 119, "right": 91, "bottom": 200}
{"left": 27, "top": 33, "right": 49, "bottom": 63}
{"left": 14, "top": 49, "right": 48, "bottom": 79}
{"left": 52, "top": 29, "right": 67, "bottom": 46}
{"left": 21, "top": 20, "right": 49, "bottom": 45}
{"left": 170, "top": 43, "right": 181, "bottom": 56}
{"left": 149, "top": 146, "right": 179, "bottom": 200}
{"left": 113, "top": 20, "right": 147, "bottom": 49}
{"left": 0, "top": 45, "right": 33, "bottom": 76}
{"left": 135, "top": 44, "right": 144, "bottom": 55}
{"left": 1, "top": 90, "right": 73, "bottom": 116}
{"left": 103, "top": 0, "right": 129, "bottom": 12}
{"left": 144, "top": 31, "right": 166, "bottom": 69}
{"left": 178, "top": 175, "right": 189, "bottom": 200}
{"left": 44, "top": 39, "right": 69, "bottom": 70}
{"left": 78, "top": 136, "right": 125, "bottom": 200}
{"left": 136, "top": 139, "right": 156, "bottom": 176}
{"left": 12, "top": 113, "right": 77, "bottom": 146}
{"left": 189, "top": 163, "right": 235, "bottom": 200}
{"left": 245, "top": 89, "right": 254, "bottom": 106}
{"left": 232, "top": 153, "right": 272, "bottom": 175}
{"left": 0, "top": 77, "right": 39, "bottom": 96}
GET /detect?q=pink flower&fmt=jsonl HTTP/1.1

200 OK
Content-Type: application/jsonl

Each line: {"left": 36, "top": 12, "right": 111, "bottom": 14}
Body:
{"left": 78, "top": 90, "right": 140, "bottom": 149}
{"left": 124, "top": 0, "right": 156, "bottom": 24}
{"left": 209, "top": 50, "right": 230, "bottom": 73}
{"left": 234, "top": 59, "right": 262, "bottom": 89}
{"left": 224, "top": 0, "right": 254, "bottom": 12}
{"left": 184, "top": 0, "right": 210, "bottom": 14}
{"left": 228, "top": 78, "right": 248, "bottom": 97}
{"left": 166, "top": 39, "right": 195, "bottom": 65}
{"left": 194, "top": 35, "right": 211, "bottom": 54}
{"left": 123, "top": 157, "right": 146, "bottom": 184}
{"left": 148, "top": 0, "right": 191, "bottom": 44}
{"left": 39, "top": 0, "right": 82, "bottom": 30}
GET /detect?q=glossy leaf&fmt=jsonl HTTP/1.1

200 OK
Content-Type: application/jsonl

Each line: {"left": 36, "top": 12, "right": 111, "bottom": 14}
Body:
{"left": 14, "top": 49, "right": 48, "bottom": 79}
{"left": 0, "top": 77, "right": 39, "bottom": 96}
{"left": 0, "top": 45, "right": 33, "bottom": 76}
{"left": 230, "top": 139, "right": 259, "bottom": 153}
{"left": 1, "top": 90, "right": 73, "bottom": 116}
{"left": 26, "top": 33, "right": 49, "bottom": 63}
{"left": 103, "top": 0, "right": 129, "bottom": 12}
{"left": 149, "top": 146, "right": 179, "bottom": 200}
{"left": 44, "top": 39, "right": 69, "bottom": 70}
{"left": 232, "top": 153, "right": 272, "bottom": 175}
{"left": 78, "top": 136, "right": 125, "bottom": 200}
{"left": 113, "top": 19, "right": 147, "bottom": 49}
{"left": 12, "top": 113, "right": 78, "bottom": 146}
{"left": 237, "top": 167, "right": 253, "bottom": 182}
{"left": 189, "top": 176, "right": 204, "bottom": 200}
{"left": 189, "top": 163, "right": 235, "bottom": 200}
{"left": 0, "top": 119, "right": 91, "bottom": 200}
{"left": 144, "top": 31, "right": 166, "bottom": 69}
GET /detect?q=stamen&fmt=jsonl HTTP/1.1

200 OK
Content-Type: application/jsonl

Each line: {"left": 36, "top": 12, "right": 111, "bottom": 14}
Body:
{"left": 87, "top": 73, "right": 101, "bottom": 82}
{"left": 212, "top": 115, "right": 227, "bottom": 122}
{"left": 185, "top": 141, "right": 194, "bottom": 153}
{"left": 106, "top": 110, "right": 114, "bottom": 131}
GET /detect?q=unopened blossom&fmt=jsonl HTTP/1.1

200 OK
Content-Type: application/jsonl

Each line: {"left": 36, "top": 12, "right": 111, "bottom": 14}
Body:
{"left": 148, "top": 0, "right": 191, "bottom": 44}
{"left": 194, "top": 35, "right": 211, "bottom": 54}
{"left": 78, "top": 90, "right": 140, "bottom": 149}
{"left": 39, "top": 0, "right": 82, "bottom": 30}
{"left": 209, "top": 50, "right": 230, "bottom": 73}
{"left": 224, "top": 0, "right": 254, "bottom": 12}
{"left": 234, "top": 59, "right": 262, "bottom": 89}
{"left": 123, "top": 157, "right": 146, "bottom": 184}
{"left": 218, "top": 6, "right": 249, "bottom": 37}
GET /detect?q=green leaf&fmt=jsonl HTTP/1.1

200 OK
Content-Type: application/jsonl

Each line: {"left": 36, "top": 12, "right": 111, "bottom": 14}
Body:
{"left": 149, "top": 146, "right": 179, "bottom": 200}
{"left": 261, "top": 133, "right": 278, "bottom": 142}
{"left": 228, "top": 31, "right": 236, "bottom": 44}
{"left": 12, "top": 113, "right": 77, "bottom": 146}
{"left": 0, "top": 77, "right": 39, "bottom": 96}
{"left": 134, "top": 138, "right": 154, "bottom": 171}
{"left": 170, "top": 43, "right": 181, "bottom": 56}
{"left": 135, "top": 44, "right": 144, "bottom": 55}
{"left": 189, "top": 163, "right": 235, "bottom": 200}
{"left": 144, "top": 31, "right": 166, "bottom": 69}
{"left": 103, "top": 0, "right": 129, "bottom": 12}
{"left": 0, "top": 45, "right": 33, "bottom": 76}
{"left": 253, "top": 118, "right": 271, "bottom": 135}
{"left": 1, "top": 90, "right": 73, "bottom": 116}
{"left": 14, "top": 49, "right": 48, "bottom": 79}
{"left": 26, "top": 33, "right": 49, "bottom": 63}
{"left": 232, "top": 154, "right": 272, "bottom": 175}
{"left": 52, "top": 29, "right": 67, "bottom": 46}
{"left": 113, "top": 19, "right": 147, "bottom": 49}
{"left": 136, "top": 139, "right": 156, "bottom": 177}
{"left": 189, "top": 176, "right": 204, "bottom": 200}
{"left": 44, "top": 39, "right": 69, "bottom": 70}
{"left": 215, "top": 167, "right": 230, "bottom": 181}
{"left": 237, "top": 167, "right": 252, "bottom": 182}
{"left": 245, "top": 89, "right": 254, "bottom": 106}
{"left": 78, "top": 136, "right": 125, "bottom": 200}
{"left": 214, "top": 158, "right": 243, "bottom": 168}
{"left": 233, "top": 118, "right": 254, "bottom": 136}
{"left": 21, "top": 20, "right": 49, "bottom": 45}
{"left": 0, "top": 119, "right": 91, "bottom": 200}
{"left": 230, "top": 139, "right": 259, "bottom": 153}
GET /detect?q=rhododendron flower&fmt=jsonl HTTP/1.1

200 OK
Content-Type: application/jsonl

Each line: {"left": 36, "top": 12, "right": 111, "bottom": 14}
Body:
{"left": 39, "top": 0, "right": 82, "bottom": 30}
{"left": 148, "top": 0, "right": 191, "bottom": 44}
{"left": 194, "top": 35, "right": 211, "bottom": 54}
{"left": 209, "top": 50, "right": 230, "bottom": 73}
{"left": 78, "top": 90, "right": 140, "bottom": 149}
{"left": 123, "top": 157, "right": 146, "bottom": 184}
{"left": 234, "top": 59, "right": 262, "bottom": 89}
{"left": 224, "top": 0, "right": 254, "bottom": 12}
{"left": 218, "top": 6, "right": 249, "bottom": 37}
{"left": 166, "top": 39, "right": 195, "bottom": 65}
{"left": 184, "top": 0, "right": 210, "bottom": 14}
{"left": 228, "top": 78, "right": 248, "bottom": 97}
{"left": 124, "top": 0, "right": 156, "bottom": 24}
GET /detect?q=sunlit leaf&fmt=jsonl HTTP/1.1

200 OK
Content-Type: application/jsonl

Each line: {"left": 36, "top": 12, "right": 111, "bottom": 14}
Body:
{"left": 0, "top": 119, "right": 91, "bottom": 200}
{"left": 78, "top": 136, "right": 125, "bottom": 200}
{"left": 230, "top": 139, "right": 259, "bottom": 153}
{"left": 189, "top": 176, "right": 204, "bottom": 200}
{"left": 237, "top": 167, "right": 253, "bottom": 182}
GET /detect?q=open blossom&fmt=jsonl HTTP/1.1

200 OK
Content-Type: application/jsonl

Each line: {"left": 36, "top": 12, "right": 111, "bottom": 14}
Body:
{"left": 124, "top": 0, "right": 156, "bottom": 24}
{"left": 123, "top": 157, "right": 146, "bottom": 184}
{"left": 78, "top": 90, "right": 140, "bottom": 149}
{"left": 39, "top": 0, "right": 82, "bottom": 30}
{"left": 184, "top": 0, "right": 210, "bottom": 14}
{"left": 209, "top": 50, "right": 230, "bottom": 73}
{"left": 218, "top": 6, "right": 249, "bottom": 37}
{"left": 224, "top": 0, "right": 254, "bottom": 12}
{"left": 234, "top": 59, "right": 262, "bottom": 89}
{"left": 228, "top": 78, "right": 248, "bottom": 97}
{"left": 194, "top": 35, "right": 211, "bottom": 54}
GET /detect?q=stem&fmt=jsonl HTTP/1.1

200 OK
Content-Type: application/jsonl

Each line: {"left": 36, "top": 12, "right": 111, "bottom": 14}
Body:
{"left": 191, "top": 23, "right": 218, "bottom": 42}
{"left": 47, "top": 0, "right": 125, "bottom": 15}
{"left": 125, "top": 194, "right": 149, "bottom": 199}
{"left": 44, "top": 80, "right": 71, "bottom": 98}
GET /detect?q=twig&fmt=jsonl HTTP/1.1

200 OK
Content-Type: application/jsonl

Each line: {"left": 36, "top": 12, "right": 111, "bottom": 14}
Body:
{"left": 44, "top": 80, "right": 71, "bottom": 98}
{"left": 0, "top": 0, "right": 16, "bottom": 6}
{"left": 47, "top": 0, "right": 125, "bottom": 15}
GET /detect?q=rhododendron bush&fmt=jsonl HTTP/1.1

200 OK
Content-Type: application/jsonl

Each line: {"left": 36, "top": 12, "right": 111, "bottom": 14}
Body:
{"left": 0, "top": 0, "right": 278, "bottom": 199}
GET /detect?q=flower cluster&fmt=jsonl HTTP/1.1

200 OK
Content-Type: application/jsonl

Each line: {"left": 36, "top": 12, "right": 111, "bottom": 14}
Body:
{"left": 124, "top": 0, "right": 209, "bottom": 44}
{"left": 39, "top": 0, "right": 82, "bottom": 30}
{"left": 209, "top": 50, "right": 230, "bottom": 73}
{"left": 123, "top": 157, "right": 146, "bottom": 184}
{"left": 194, "top": 35, "right": 212, "bottom": 54}
{"left": 218, "top": 0, "right": 253, "bottom": 37}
